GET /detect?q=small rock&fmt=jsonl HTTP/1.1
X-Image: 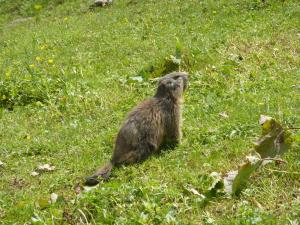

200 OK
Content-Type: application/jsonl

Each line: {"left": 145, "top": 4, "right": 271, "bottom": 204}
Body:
{"left": 219, "top": 112, "right": 229, "bottom": 119}
{"left": 38, "top": 164, "right": 55, "bottom": 172}
{"left": 31, "top": 171, "right": 39, "bottom": 177}
{"left": 50, "top": 193, "right": 58, "bottom": 203}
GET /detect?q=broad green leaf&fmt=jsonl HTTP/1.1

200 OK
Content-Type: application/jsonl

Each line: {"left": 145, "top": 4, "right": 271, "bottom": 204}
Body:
{"left": 208, "top": 172, "right": 222, "bottom": 191}
{"left": 205, "top": 172, "right": 224, "bottom": 198}
{"left": 224, "top": 156, "right": 262, "bottom": 195}
{"left": 254, "top": 115, "right": 293, "bottom": 158}
{"left": 294, "top": 133, "right": 300, "bottom": 144}
{"left": 36, "top": 198, "right": 50, "bottom": 210}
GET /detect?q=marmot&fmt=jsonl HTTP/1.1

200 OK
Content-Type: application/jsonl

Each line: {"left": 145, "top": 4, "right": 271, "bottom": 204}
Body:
{"left": 85, "top": 72, "right": 188, "bottom": 186}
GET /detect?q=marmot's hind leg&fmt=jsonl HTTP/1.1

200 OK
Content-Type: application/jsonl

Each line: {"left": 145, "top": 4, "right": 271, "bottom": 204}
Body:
{"left": 113, "top": 142, "right": 156, "bottom": 165}
{"left": 112, "top": 151, "right": 142, "bottom": 165}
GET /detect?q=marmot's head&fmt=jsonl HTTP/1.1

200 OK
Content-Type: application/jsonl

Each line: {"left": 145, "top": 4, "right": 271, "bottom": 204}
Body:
{"left": 155, "top": 72, "right": 188, "bottom": 100}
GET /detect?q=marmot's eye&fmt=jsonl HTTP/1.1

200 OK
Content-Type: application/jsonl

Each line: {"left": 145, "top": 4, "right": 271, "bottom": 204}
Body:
{"left": 173, "top": 76, "right": 180, "bottom": 80}
{"left": 164, "top": 80, "right": 174, "bottom": 88}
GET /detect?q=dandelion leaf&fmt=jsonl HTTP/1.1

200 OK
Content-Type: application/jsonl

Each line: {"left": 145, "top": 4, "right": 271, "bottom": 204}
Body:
{"left": 224, "top": 157, "right": 262, "bottom": 196}
{"left": 254, "top": 115, "right": 293, "bottom": 158}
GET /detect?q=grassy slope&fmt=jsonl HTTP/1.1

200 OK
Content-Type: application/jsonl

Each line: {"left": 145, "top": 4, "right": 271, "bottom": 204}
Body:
{"left": 0, "top": 0, "right": 300, "bottom": 224}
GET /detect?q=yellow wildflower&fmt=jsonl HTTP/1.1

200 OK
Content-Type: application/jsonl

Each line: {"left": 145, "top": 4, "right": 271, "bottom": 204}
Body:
{"left": 29, "top": 64, "right": 35, "bottom": 68}
{"left": 36, "top": 56, "right": 42, "bottom": 62}
{"left": 34, "top": 4, "right": 42, "bottom": 11}
{"left": 64, "top": 17, "right": 68, "bottom": 21}
{"left": 25, "top": 135, "right": 31, "bottom": 140}
{"left": 5, "top": 69, "right": 11, "bottom": 78}
{"left": 39, "top": 45, "right": 46, "bottom": 50}
{"left": 48, "top": 59, "right": 54, "bottom": 64}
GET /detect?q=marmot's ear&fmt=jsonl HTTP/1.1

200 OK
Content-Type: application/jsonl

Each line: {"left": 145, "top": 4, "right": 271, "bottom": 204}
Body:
{"left": 157, "top": 76, "right": 165, "bottom": 84}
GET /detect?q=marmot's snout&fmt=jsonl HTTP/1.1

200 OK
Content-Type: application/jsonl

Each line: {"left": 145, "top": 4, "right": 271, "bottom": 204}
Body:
{"left": 155, "top": 72, "right": 189, "bottom": 98}
{"left": 159, "top": 72, "right": 189, "bottom": 89}
{"left": 174, "top": 72, "right": 189, "bottom": 91}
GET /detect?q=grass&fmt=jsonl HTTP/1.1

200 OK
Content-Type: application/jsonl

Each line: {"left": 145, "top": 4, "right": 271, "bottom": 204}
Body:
{"left": 0, "top": 0, "right": 300, "bottom": 224}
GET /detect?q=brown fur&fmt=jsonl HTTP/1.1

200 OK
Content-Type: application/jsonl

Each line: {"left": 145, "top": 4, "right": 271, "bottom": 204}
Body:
{"left": 85, "top": 72, "right": 188, "bottom": 186}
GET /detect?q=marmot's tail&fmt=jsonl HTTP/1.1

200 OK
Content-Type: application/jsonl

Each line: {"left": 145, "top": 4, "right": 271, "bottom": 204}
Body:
{"left": 94, "top": 161, "right": 113, "bottom": 179}
{"left": 84, "top": 162, "right": 113, "bottom": 186}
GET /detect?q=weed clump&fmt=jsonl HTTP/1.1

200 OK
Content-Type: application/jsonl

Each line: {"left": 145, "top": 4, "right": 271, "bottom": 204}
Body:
{"left": 0, "top": 75, "right": 65, "bottom": 109}
{"left": 138, "top": 42, "right": 193, "bottom": 80}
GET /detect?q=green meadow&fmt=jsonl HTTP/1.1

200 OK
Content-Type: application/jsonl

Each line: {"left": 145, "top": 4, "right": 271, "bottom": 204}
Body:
{"left": 0, "top": 0, "right": 299, "bottom": 224}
